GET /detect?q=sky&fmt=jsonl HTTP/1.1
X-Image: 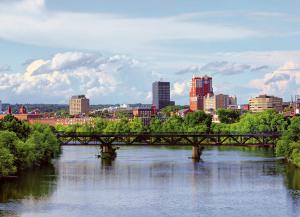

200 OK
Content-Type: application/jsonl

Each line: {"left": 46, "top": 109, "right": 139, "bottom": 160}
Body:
{"left": 0, "top": 0, "right": 300, "bottom": 105}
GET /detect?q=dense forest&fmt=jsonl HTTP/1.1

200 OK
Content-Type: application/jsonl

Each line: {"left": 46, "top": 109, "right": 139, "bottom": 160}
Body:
{"left": 0, "top": 115, "right": 60, "bottom": 177}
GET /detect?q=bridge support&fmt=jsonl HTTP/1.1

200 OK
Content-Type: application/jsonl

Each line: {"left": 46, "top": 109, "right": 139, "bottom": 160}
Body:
{"left": 191, "top": 145, "right": 204, "bottom": 161}
{"left": 100, "top": 145, "right": 117, "bottom": 160}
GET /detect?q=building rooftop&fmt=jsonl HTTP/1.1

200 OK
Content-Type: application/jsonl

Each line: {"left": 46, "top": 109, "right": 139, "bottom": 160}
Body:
{"left": 71, "top": 95, "right": 87, "bottom": 99}
{"left": 253, "top": 94, "right": 282, "bottom": 99}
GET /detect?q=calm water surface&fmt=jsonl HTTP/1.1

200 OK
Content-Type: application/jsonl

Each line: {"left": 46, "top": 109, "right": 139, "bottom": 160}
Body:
{"left": 1, "top": 146, "right": 300, "bottom": 217}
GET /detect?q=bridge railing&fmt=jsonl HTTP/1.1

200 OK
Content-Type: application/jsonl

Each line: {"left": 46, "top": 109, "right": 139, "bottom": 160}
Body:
{"left": 56, "top": 131, "right": 282, "bottom": 137}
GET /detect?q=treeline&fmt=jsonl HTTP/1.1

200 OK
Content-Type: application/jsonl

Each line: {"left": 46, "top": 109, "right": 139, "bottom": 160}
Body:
{"left": 56, "top": 111, "right": 213, "bottom": 133}
{"left": 0, "top": 115, "right": 60, "bottom": 177}
{"left": 276, "top": 117, "right": 300, "bottom": 167}
{"left": 56, "top": 109, "right": 286, "bottom": 134}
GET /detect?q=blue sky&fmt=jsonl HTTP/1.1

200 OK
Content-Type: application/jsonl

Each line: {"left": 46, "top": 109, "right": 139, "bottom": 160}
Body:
{"left": 0, "top": 0, "right": 300, "bottom": 104}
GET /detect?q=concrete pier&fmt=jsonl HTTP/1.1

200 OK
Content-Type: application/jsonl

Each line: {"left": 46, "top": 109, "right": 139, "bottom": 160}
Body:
{"left": 101, "top": 145, "right": 117, "bottom": 160}
{"left": 192, "top": 145, "right": 204, "bottom": 161}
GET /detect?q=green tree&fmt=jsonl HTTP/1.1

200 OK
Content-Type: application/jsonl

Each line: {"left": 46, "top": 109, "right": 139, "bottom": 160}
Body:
{"left": 149, "top": 118, "right": 163, "bottom": 133}
{"left": 93, "top": 118, "right": 108, "bottom": 133}
{"left": 160, "top": 105, "right": 185, "bottom": 117}
{"left": 275, "top": 116, "right": 300, "bottom": 167}
{"left": 184, "top": 111, "right": 212, "bottom": 130}
{"left": 129, "top": 118, "right": 144, "bottom": 133}
{"left": 217, "top": 109, "right": 240, "bottom": 124}
{"left": 104, "top": 118, "right": 131, "bottom": 133}
{"left": 0, "top": 146, "right": 16, "bottom": 176}
{"left": 0, "top": 115, "right": 31, "bottom": 139}
{"left": 161, "top": 116, "right": 184, "bottom": 132}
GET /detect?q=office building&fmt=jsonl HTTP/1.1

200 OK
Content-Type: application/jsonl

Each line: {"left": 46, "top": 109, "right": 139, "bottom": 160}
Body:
{"left": 152, "top": 81, "right": 174, "bottom": 110}
{"left": 249, "top": 94, "right": 283, "bottom": 112}
{"left": 204, "top": 93, "right": 237, "bottom": 113}
{"left": 69, "top": 95, "right": 90, "bottom": 115}
{"left": 189, "top": 75, "right": 213, "bottom": 111}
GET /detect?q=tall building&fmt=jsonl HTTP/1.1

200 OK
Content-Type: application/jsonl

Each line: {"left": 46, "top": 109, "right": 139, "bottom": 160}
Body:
{"left": 152, "top": 81, "right": 174, "bottom": 110}
{"left": 19, "top": 105, "right": 27, "bottom": 114}
{"left": 249, "top": 94, "right": 283, "bottom": 112}
{"left": 204, "top": 93, "right": 237, "bottom": 113}
{"left": 295, "top": 95, "right": 300, "bottom": 115}
{"left": 189, "top": 75, "right": 213, "bottom": 111}
{"left": 0, "top": 100, "right": 2, "bottom": 114}
{"left": 69, "top": 95, "right": 90, "bottom": 115}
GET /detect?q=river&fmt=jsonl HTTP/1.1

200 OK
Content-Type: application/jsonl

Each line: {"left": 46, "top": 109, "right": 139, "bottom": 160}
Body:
{"left": 1, "top": 146, "right": 300, "bottom": 217}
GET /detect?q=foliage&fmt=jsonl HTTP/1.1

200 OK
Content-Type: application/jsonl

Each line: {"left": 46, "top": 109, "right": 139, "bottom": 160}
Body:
{"left": 0, "top": 117, "right": 60, "bottom": 177}
{"left": 115, "top": 110, "right": 132, "bottom": 119}
{"left": 0, "top": 115, "right": 31, "bottom": 139}
{"left": 148, "top": 118, "right": 163, "bottom": 133}
{"left": 0, "top": 146, "right": 16, "bottom": 177}
{"left": 161, "top": 116, "right": 185, "bottom": 132}
{"left": 217, "top": 109, "right": 240, "bottom": 124}
{"left": 210, "top": 110, "right": 288, "bottom": 146}
{"left": 55, "top": 109, "right": 71, "bottom": 118}
{"left": 184, "top": 111, "right": 212, "bottom": 130}
{"left": 276, "top": 116, "right": 300, "bottom": 167}
{"left": 160, "top": 105, "right": 186, "bottom": 117}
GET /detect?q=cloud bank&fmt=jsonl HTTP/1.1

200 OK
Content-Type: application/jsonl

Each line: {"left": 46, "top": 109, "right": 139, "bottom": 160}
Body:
{"left": 0, "top": 0, "right": 261, "bottom": 53}
{"left": 250, "top": 62, "right": 300, "bottom": 97}
{"left": 0, "top": 52, "right": 155, "bottom": 104}
{"left": 175, "top": 61, "right": 268, "bottom": 75}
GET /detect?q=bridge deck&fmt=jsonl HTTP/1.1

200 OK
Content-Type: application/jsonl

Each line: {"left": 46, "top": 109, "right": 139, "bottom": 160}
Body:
{"left": 57, "top": 132, "right": 281, "bottom": 147}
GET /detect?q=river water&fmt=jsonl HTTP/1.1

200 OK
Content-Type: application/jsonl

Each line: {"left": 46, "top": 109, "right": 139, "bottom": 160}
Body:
{"left": 1, "top": 146, "right": 300, "bottom": 217}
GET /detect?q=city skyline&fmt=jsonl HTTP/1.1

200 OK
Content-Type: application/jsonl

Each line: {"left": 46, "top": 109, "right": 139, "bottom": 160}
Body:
{"left": 0, "top": 0, "right": 300, "bottom": 104}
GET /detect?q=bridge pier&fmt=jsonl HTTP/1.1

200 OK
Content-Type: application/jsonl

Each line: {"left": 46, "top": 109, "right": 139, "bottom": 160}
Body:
{"left": 191, "top": 145, "right": 204, "bottom": 161}
{"left": 100, "top": 145, "right": 117, "bottom": 160}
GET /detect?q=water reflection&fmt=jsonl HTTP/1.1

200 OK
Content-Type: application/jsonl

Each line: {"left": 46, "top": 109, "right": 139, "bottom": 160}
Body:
{"left": 0, "top": 166, "right": 56, "bottom": 203}
{"left": 0, "top": 146, "right": 300, "bottom": 217}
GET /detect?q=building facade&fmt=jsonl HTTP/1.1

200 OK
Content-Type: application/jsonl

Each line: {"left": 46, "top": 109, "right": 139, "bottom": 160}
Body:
{"left": 189, "top": 75, "right": 213, "bottom": 111}
{"left": 203, "top": 93, "right": 237, "bottom": 113}
{"left": 69, "top": 95, "right": 90, "bottom": 115}
{"left": 132, "top": 106, "right": 156, "bottom": 125}
{"left": 0, "top": 100, "right": 2, "bottom": 114}
{"left": 152, "top": 81, "right": 174, "bottom": 110}
{"left": 249, "top": 95, "right": 283, "bottom": 112}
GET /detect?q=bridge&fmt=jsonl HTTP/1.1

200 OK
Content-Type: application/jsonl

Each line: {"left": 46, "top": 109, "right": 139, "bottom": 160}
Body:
{"left": 56, "top": 132, "right": 281, "bottom": 161}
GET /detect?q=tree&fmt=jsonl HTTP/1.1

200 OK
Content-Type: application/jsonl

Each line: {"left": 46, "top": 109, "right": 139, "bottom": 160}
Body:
{"left": 162, "top": 116, "right": 184, "bottom": 132}
{"left": 0, "top": 146, "right": 16, "bottom": 176}
{"left": 217, "top": 109, "right": 240, "bottom": 124}
{"left": 160, "top": 105, "right": 185, "bottom": 117}
{"left": 0, "top": 115, "right": 31, "bottom": 139}
{"left": 184, "top": 111, "right": 212, "bottom": 129}
{"left": 129, "top": 117, "right": 144, "bottom": 133}
{"left": 276, "top": 116, "right": 300, "bottom": 158}
{"left": 231, "top": 110, "right": 286, "bottom": 133}
{"left": 104, "top": 118, "right": 131, "bottom": 133}
{"left": 149, "top": 118, "right": 163, "bottom": 133}
{"left": 93, "top": 118, "right": 108, "bottom": 133}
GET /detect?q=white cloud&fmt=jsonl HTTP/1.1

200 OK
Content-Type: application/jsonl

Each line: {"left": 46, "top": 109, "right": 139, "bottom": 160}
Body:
{"left": 250, "top": 62, "right": 300, "bottom": 97}
{"left": 171, "top": 81, "right": 189, "bottom": 97}
{"left": 0, "top": 0, "right": 262, "bottom": 53}
{"left": 175, "top": 61, "right": 268, "bottom": 76}
{"left": 0, "top": 51, "right": 155, "bottom": 104}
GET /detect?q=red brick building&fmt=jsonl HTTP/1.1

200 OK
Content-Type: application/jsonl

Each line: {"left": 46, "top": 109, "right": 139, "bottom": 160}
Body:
{"left": 189, "top": 75, "right": 213, "bottom": 111}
